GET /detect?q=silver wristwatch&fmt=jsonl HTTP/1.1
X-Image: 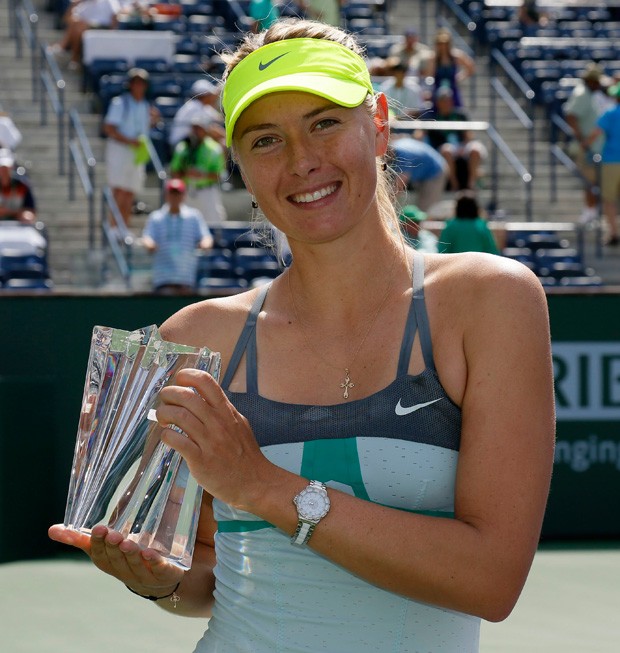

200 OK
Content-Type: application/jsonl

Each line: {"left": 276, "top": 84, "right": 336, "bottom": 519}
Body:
{"left": 291, "top": 480, "right": 330, "bottom": 546}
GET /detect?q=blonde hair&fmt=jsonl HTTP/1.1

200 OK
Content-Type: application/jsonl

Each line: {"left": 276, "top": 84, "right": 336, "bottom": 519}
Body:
{"left": 222, "top": 18, "right": 400, "bottom": 247}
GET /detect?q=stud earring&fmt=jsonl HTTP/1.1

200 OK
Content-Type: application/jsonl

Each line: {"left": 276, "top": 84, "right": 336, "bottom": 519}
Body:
{"left": 251, "top": 197, "right": 258, "bottom": 209}
{"left": 381, "top": 161, "right": 387, "bottom": 172}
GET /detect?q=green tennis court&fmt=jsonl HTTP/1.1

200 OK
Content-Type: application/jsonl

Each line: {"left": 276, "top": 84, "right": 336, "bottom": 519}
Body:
{"left": 2, "top": 544, "right": 618, "bottom": 652}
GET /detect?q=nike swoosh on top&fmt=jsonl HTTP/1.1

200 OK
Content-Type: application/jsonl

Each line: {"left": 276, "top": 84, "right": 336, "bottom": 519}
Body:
{"left": 258, "top": 52, "right": 289, "bottom": 71}
{"left": 395, "top": 398, "right": 443, "bottom": 416}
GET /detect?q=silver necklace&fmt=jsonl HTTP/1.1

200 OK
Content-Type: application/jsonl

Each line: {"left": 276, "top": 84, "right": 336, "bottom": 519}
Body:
{"left": 287, "top": 258, "right": 396, "bottom": 399}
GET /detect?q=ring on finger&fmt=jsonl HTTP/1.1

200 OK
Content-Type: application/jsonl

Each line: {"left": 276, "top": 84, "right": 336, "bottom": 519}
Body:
{"left": 167, "top": 423, "right": 185, "bottom": 435}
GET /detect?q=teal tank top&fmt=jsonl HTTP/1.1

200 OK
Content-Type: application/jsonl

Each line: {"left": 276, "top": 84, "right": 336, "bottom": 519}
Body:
{"left": 194, "top": 252, "right": 480, "bottom": 652}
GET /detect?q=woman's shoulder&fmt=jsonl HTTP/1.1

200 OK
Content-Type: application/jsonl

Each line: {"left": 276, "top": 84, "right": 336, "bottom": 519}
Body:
{"left": 425, "top": 251, "right": 544, "bottom": 303}
{"left": 159, "top": 288, "right": 263, "bottom": 354}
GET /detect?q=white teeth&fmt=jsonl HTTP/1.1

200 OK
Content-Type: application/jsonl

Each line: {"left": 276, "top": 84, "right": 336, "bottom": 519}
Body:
{"left": 292, "top": 184, "right": 337, "bottom": 204}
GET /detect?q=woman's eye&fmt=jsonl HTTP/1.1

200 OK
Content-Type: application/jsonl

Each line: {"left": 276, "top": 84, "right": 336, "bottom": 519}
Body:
{"left": 252, "top": 135, "right": 278, "bottom": 149}
{"left": 315, "top": 118, "right": 339, "bottom": 131}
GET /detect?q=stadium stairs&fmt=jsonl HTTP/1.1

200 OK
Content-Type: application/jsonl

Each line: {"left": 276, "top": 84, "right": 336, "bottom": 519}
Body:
{"left": 2, "top": 0, "right": 618, "bottom": 289}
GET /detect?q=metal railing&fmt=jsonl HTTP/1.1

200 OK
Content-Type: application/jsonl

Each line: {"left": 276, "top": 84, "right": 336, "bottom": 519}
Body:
{"left": 13, "top": 0, "right": 39, "bottom": 101}
{"left": 68, "top": 108, "right": 97, "bottom": 249}
{"left": 101, "top": 186, "right": 133, "bottom": 288}
{"left": 489, "top": 76, "right": 535, "bottom": 176}
{"left": 39, "top": 43, "right": 67, "bottom": 176}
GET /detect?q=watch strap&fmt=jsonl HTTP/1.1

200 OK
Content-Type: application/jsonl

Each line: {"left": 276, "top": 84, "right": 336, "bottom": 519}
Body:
{"left": 291, "top": 519, "right": 316, "bottom": 546}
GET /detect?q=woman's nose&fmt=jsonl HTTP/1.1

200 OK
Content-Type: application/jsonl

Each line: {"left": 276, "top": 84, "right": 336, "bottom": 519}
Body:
{"left": 287, "top": 136, "right": 321, "bottom": 177}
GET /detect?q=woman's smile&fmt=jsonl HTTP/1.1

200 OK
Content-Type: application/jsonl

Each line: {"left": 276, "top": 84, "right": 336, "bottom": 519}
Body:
{"left": 288, "top": 182, "right": 340, "bottom": 206}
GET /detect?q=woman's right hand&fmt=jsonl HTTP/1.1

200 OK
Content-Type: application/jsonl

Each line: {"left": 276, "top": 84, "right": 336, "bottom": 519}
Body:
{"left": 48, "top": 524, "right": 184, "bottom": 596}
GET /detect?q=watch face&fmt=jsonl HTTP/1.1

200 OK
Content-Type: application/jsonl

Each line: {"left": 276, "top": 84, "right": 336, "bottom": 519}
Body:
{"left": 296, "top": 487, "right": 330, "bottom": 521}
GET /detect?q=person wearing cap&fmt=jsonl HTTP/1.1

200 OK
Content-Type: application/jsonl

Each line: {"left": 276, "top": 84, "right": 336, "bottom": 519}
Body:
{"left": 390, "top": 135, "right": 449, "bottom": 212}
{"left": 140, "top": 178, "right": 213, "bottom": 293}
{"left": 169, "top": 111, "right": 228, "bottom": 224}
{"left": 50, "top": 18, "right": 554, "bottom": 653}
{"left": 583, "top": 82, "right": 620, "bottom": 246}
{"left": 423, "top": 84, "right": 487, "bottom": 191}
{"left": 439, "top": 190, "right": 499, "bottom": 255}
{"left": 168, "top": 79, "right": 225, "bottom": 149}
{"left": 564, "top": 62, "right": 614, "bottom": 225}
{"left": 102, "top": 67, "right": 160, "bottom": 228}
{"left": 0, "top": 149, "right": 37, "bottom": 224}
{"left": 398, "top": 204, "right": 438, "bottom": 252}
{"left": 249, "top": 0, "right": 280, "bottom": 33}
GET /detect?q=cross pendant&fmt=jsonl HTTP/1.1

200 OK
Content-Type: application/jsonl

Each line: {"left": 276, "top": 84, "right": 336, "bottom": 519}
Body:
{"left": 340, "top": 369, "right": 355, "bottom": 399}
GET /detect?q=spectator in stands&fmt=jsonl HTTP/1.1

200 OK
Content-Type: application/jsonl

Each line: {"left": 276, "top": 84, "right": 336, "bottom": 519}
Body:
{"left": 388, "top": 27, "right": 431, "bottom": 77}
{"left": 421, "top": 28, "right": 475, "bottom": 109}
{"left": 168, "top": 79, "right": 225, "bottom": 149}
{"left": 584, "top": 82, "right": 620, "bottom": 246}
{"left": 390, "top": 136, "right": 448, "bottom": 212}
{"left": 0, "top": 149, "right": 36, "bottom": 224}
{"left": 170, "top": 112, "right": 228, "bottom": 224}
{"left": 0, "top": 112, "right": 22, "bottom": 152}
{"left": 423, "top": 85, "right": 487, "bottom": 192}
{"left": 439, "top": 190, "right": 498, "bottom": 254}
{"left": 141, "top": 178, "right": 213, "bottom": 294}
{"left": 564, "top": 63, "right": 614, "bottom": 225}
{"left": 398, "top": 204, "right": 438, "bottom": 252}
{"left": 513, "top": 0, "right": 548, "bottom": 36}
{"left": 300, "top": 0, "right": 343, "bottom": 26}
{"left": 48, "top": 0, "right": 122, "bottom": 70}
{"left": 102, "top": 67, "right": 160, "bottom": 228}
{"left": 379, "top": 60, "right": 425, "bottom": 119}
{"left": 249, "top": 0, "right": 280, "bottom": 32}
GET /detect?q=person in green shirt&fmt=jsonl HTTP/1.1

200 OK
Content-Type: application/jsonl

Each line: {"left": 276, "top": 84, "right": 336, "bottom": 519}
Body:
{"left": 439, "top": 190, "right": 498, "bottom": 254}
{"left": 249, "top": 0, "right": 280, "bottom": 32}
{"left": 170, "top": 112, "right": 227, "bottom": 224}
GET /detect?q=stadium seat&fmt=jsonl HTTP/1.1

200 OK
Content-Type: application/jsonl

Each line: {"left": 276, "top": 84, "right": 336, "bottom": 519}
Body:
{"left": 196, "top": 250, "right": 234, "bottom": 283}
{"left": 198, "top": 276, "right": 248, "bottom": 292}
{"left": 153, "top": 96, "right": 184, "bottom": 119}
{"left": 172, "top": 54, "right": 208, "bottom": 74}
{"left": 1, "top": 277, "right": 53, "bottom": 291}
{"left": 134, "top": 57, "right": 171, "bottom": 74}
{"left": 85, "top": 57, "right": 129, "bottom": 94}
{"left": 558, "top": 275, "right": 603, "bottom": 287}
{"left": 534, "top": 248, "right": 581, "bottom": 273}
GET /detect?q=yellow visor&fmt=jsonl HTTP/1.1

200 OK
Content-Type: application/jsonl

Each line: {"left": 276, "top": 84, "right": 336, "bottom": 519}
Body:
{"left": 222, "top": 38, "right": 374, "bottom": 146}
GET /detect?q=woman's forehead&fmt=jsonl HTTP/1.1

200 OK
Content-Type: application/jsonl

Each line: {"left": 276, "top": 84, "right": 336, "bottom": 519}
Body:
{"left": 235, "top": 91, "right": 353, "bottom": 132}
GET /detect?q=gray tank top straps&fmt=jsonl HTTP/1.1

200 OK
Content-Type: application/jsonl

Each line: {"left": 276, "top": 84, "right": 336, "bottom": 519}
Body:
{"left": 220, "top": 251, "right": 434, "bottom": 392}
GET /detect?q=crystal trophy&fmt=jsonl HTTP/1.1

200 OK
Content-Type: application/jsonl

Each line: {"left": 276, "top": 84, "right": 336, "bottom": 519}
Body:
{"left": 63, "top": 325, "right": 221, "bottom": 570}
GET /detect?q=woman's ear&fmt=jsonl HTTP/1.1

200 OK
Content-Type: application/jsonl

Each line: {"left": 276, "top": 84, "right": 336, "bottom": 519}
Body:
{"left": 373, "top": 92, "right": 391, "bottom": 157}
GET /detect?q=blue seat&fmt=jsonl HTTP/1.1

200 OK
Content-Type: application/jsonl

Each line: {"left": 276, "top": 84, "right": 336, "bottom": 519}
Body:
{"left": 0, "top": 252, "right": 49, "bottom": 280}
{"left": 558, "top": 275, "right": 603, "bottom": 287}
{"left": 153, "top": 96, "right": 184, "bottom": 119}
{"left": 534, "top": 248, "right": 581, "bottom": 273}
{"left": 134, "top": 57, "right": 171, "bottom": 74}
{"left": 196, "top": 250, "right": 234, "bottom": 282}
{"left": 198, "top": 277, "right": 249, "bottom": 292}
{"left": 1, "top": 277, "right": 53, "bottom": 290}
{"left": 172, "top": 54, "right": 207, "bottom": 74}
{"left": 86, "top": 58, "right": 129, "bottom": 94}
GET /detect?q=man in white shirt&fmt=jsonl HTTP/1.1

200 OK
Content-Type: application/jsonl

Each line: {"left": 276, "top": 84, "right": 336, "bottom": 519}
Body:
{"left": 168, "top": 80, "right": 225, "bottom": 149}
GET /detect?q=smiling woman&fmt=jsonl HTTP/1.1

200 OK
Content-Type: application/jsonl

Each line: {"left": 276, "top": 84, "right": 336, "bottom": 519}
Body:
{"left": 49, "top": 17, "right": 556, "bottom": 653}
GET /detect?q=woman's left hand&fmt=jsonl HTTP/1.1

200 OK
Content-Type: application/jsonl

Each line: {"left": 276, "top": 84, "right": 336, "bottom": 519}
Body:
{"left": 156, "top": 368, "right": 271, "bottom": 511}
